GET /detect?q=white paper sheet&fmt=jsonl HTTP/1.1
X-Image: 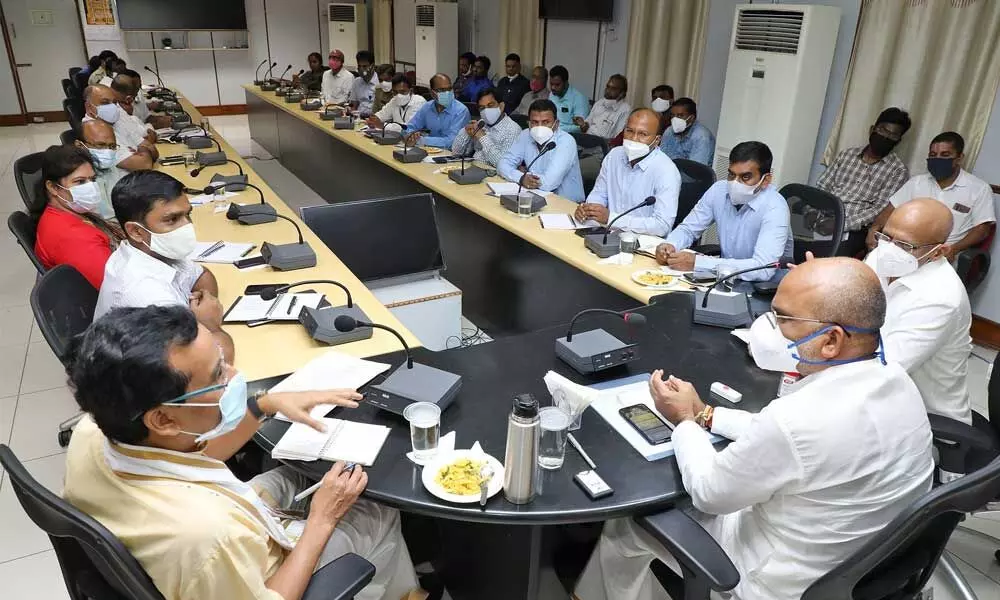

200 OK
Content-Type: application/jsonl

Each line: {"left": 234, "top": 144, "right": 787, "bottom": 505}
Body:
{"left": 485, "top": 182, "right": 552, "bottom": 198}
{"left": 270, "top": 352, "right": 392, "bottom": 421}
{"left": 538, "top": 214, "right": 601, "bottom": 230}
{"left": 223, "top": 293, "right": 324, "bottom": 323}
{"left": 187, "top": 241, "right": 257, "bottom": 263}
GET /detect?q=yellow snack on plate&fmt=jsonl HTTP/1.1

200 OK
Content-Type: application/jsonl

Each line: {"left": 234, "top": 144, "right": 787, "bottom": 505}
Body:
{"left": 435, "top": 458, "right": 486, "bottom": 496}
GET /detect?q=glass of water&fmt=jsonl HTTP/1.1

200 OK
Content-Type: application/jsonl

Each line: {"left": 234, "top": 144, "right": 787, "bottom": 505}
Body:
{"left": 552, "top": 389, "right": 583, "bottom": 431}
{"left": 403, "top": 402, "right": 441, "bottom": 461}
{"left": 717, "top": 265, "right": 737, "bottom": 291}
{"left": 517, "top": 193, "right": 533, "bottom": 218}
{"left": 183, "top": 151, "right": 197, "bottom": 166}
{"left": 538, "top": 407, "right": 571, "bottom": 470}
{"left": 619, "top": 231, "right": 639, "bottom": 255}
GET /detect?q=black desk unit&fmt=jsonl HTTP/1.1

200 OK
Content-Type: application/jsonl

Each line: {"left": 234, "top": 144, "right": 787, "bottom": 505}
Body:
{"left": 246, "top": 89, "right": 638, "bottom": 337}
{"left": 254, "top": 293, "right": 778, "bottom": 600}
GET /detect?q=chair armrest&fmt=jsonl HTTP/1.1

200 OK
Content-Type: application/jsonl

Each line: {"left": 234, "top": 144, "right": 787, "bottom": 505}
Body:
{"left": 955, "top": 247, "right": 989, "bottom": 281}
{"left": 634, "top": 509, "right": 739, "bottom": 599}
{"left": 301, "top": 553, "right": 375, "bottom": 600}
{"left": 691, "top": 244, "right": 721, "bottom": 257}
{"left": 928, "top": 414, "right": 995, "bottom": 451}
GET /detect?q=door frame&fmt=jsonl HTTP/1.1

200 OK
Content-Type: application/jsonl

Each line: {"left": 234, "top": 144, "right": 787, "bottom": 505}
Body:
{"left": 0, "top": 1, "right": 28, "bottom": 124}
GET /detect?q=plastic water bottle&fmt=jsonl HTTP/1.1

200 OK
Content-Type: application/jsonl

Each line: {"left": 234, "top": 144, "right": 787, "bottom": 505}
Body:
{"left": 777, "top": 372, "right": 801, "bottom": 397}
{"left": 503, "top": 394, "right": 540, "bottom": 504}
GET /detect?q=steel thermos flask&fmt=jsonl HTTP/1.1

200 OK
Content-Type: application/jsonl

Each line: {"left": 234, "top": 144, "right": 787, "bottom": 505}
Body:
{"left": 503, "top": 393, "right": 541, "bottom": 504}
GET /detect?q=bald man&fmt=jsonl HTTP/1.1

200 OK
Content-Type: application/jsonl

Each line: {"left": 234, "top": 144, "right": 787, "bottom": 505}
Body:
{"left": 403, "top": 73, "right": 469, "bottom": 148}
{"left": 78, "top": 119, "right": 155, "bottom": 217}
{"left": 865, "top": 197, "right": 973, "bottom": 425}
{"left": 83, "top": 85, "right": 119, "bottom": 125}
{"left": 576, "top": 257, "right": 934, "bottom": 600}
{"left": 109, "top": 73, "right": 159, "bottom": 160}
{"left": 321, "top": 48, "right": 354, "bottom": 105}
{"left": 575, "top": 108, "right": 680, "bottom": 236}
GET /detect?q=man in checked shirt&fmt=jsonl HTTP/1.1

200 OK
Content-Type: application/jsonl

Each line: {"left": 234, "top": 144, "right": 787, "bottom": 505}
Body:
{"left": 816, "top": 107, "right": 912, "bottom": 257}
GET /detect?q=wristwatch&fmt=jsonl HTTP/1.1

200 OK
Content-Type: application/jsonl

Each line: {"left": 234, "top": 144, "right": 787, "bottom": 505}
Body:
{"left": 694, "top": 405, "right": 714, "bottom": 430}
{"left": 248, "top": 391, "right": 268, "bottom": 420}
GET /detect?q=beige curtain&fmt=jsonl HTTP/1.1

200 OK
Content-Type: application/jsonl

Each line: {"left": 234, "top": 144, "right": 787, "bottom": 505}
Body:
{"left": 823, "top": 0, "right": 1000, "bottom": 172}
{"left": 499, "top": 0, "right": 545, "bottom": 67}
{"left": 372, "top": 0, "right": 394, "bottom": 64}
{"left": 624, "top": 0, "right": 709, "bottom": 106}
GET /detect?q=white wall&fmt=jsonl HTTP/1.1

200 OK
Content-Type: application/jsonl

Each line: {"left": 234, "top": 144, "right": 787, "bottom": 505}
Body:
{"left": 541, "top": 0, "right": 630, "bottom": 102}
{"left": 969, "top": 89, "right": 1000, "bottom": 321}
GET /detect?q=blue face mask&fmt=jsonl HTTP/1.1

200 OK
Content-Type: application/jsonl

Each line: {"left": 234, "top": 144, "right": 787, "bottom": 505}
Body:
{"left": 788, "top": 326, "right": 886, "bottom": 366}
{"left": 436, "top": 90, "right": 454, "bottom": 108}
{"left": 166, "top": 371, "right": 248, "bottom": 444}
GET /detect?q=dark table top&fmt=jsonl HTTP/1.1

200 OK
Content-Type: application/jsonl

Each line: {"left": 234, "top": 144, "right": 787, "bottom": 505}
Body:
{"left": 254, "top": 292, "right": 778, "bottom": 525}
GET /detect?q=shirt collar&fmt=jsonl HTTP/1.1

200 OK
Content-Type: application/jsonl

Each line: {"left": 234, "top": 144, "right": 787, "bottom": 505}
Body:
{"left": 625, "top": 146, "right": 661, "bottom": 171}
{"left": 892, "top": 257, "right": 949, "bottom": 292}
{"left": 939, "top": 169, "right": 968, "bottom": 190}
{"left": 120, "top": 241, "right": 179, "bottom": 281}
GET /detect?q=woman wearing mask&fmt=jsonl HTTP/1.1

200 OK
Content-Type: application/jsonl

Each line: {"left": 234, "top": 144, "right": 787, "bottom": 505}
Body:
{"left": 371, "top": 64, "right": 396, "bottom": 114}
{"left": 33, "top": 144, "right": 124, "bottom": 288}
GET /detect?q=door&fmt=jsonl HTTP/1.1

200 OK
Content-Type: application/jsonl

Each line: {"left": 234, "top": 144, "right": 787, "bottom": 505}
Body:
{"left": 2, "top": 0, "right": 86, "bottom": 113}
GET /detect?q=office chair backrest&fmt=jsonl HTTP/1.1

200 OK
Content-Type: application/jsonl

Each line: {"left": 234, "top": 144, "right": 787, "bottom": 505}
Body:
{"left": 30, "top": 265, "right": 98, "bottom": 366}
{"left": 987, "top": 351, "right": 1000, "bottom": 441}
{"left": 63, "top": 97, "right": 85, "bottom": 132}
{"left": 73, "top": 70, "right": 90, "bottom": 92}
{"left": 69, "top": 67, "right": 81, "bottom": 81}
{"left": 60, "top": 128, "right": 78, "bottom": 146}
{"left": 14, "top": 151, "right": 46, "bottom": 213}
{"left": 62, "top": 78, "right": 78, "bottom": 100}
{"left": 8, "top": 211, "right": 46, "bottom": 275}
{"left": 801, "top": 454, "right": 1000, "bottom": 600}
{"left": 510, "top": 113, "right": 529, "bottom": 129}
{"left": 570, "top": 132, "right": 610, "bottom": 157}
{"left": 673, "top": 158, "right": 716, "bottom": 225}
{"left": 0, "top": 445, "right": 166, "bottom": 600}
{"left": 463, "top": 101, "right": 480, "bottom": 118}
{"left": 781, "top": 183, "right": 845, "bottom": 261}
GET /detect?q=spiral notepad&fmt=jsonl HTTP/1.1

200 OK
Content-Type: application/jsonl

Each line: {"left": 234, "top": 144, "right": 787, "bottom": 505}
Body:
{"left": 271, "top": 418, "right": 390, "bottom": 467}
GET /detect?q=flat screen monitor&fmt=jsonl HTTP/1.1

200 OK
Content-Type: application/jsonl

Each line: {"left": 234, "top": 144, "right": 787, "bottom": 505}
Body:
{"left": 116, "top": 0, "right": 247, "bottom": 30}
{"left": 539, "top": 0, "right": 614, "bottom": 21}
{"left": 300, "top": 194, "right": 445, "bottom": 283}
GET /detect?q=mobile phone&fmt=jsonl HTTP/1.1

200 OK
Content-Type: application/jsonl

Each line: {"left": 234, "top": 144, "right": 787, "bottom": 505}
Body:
{"left": 244, "top": 283, "right": 288, "bottom": 295}
{"left": 574, "top": 226, "right": 606, "bottom": 237}
{"left": 683, "top": 271, "right": 717, "bottom": 284}
{"left": 234, "top": 255, "right": 267, "bottom": 269}
{"left": 619, "top": 404, "right": 673, "bottom": 445}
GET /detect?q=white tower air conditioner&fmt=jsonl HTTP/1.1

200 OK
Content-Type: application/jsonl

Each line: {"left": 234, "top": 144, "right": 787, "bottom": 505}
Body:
{"left": 713, "top": 5, "right": 840, "bottom": 187}
{"left": 328, "top": 2, "right": 369, "bottom": 70}
{"left": 414, "top": 2, "right": 458, "bottom": 87}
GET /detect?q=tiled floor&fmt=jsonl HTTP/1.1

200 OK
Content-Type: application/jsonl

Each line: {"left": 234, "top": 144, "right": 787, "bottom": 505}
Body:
{"left": 1, "top": 118, "right": 999, "bottom": 599}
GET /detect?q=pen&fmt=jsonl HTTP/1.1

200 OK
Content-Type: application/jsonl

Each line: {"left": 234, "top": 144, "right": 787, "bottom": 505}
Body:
{"left": 287, "top": 296, "right": 298, "bottom": 315}
{"left": 240, "top": 244, "right": 257, "bottom": 257}
{"left": 263, "top": 293, "right": 283, "bottom": 319}
{"left": 197, "top": 241, "right": 224, "bottom": 259}
{"left": 567, "top": 433, "right": 596, "bottom": 469}
{"left": 293, "top": 462, "right": 357, "bottom": 502}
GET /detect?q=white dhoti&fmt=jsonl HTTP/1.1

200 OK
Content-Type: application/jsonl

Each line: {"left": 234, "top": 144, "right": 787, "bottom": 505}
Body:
{"left": 251, "top": 467, "right": 422, "bottom": 600}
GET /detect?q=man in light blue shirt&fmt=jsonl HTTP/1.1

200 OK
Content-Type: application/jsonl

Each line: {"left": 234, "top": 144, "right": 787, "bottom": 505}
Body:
{"left": 659, "top": 97, "right": 716, "bottom": 167}
{"left": 575, "top": 108, "right": 680, "bottom": 236}
{"left": 656, "top": 141, "right": 793, "bottom": 281}
{"left": 404, "top": 73, "right": 470, "bottom": 149}
{"left": 548, "top": 65, "right": 590, "bottom": 134}
{"left": 497, "top": 98, "right": 585, "bottom": 202}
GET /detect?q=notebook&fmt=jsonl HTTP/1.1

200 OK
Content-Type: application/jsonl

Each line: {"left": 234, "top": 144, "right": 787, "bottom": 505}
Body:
{"left": 538, "top": 214, "right": 601, "bottom": 230}
{"left": 485, "top": 182, "right": 552, "bottom": 198}
{"left": 223, "top": 293, "right": 324, "bottom": 323}
{"left": 187, "top": 240, "right": 256, "bottom": 262}
{"left": 271, "top": 418, "right": 391, "bottom": 466}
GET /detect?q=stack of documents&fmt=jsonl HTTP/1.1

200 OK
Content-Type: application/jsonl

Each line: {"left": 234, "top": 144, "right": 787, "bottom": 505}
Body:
{"left": 270, "top": 352, "right": 392, "bottom": 421}
{"left": 538, "top": 214, "right": 601, "bottom": 230}
{"left": 485, "top": 182, "right": 552, "bottom": 198}
{"left": 271, "top": 418, "right": 391, "bottom": 466}
{"left": 223, "top": 292, "right": 324, "bottom": 323}
{"left": 188, "top": 241, "right": 256, "bottom": 263}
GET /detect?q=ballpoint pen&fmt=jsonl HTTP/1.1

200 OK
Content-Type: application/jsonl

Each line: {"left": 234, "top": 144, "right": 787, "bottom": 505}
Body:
{"left": 287, "top": 296, "right": 298, "bottom": 315}
{"left": 293, "top": 463, "right": 356, "bottom": 502}
{"left": 567, "top": 433, "right": 596, "bottom": 469}
{"left": 263, "top": 293, "right": 283, "bottom": 319}
{"left": 197, "top": 241, "right": 224, "bottom": 259}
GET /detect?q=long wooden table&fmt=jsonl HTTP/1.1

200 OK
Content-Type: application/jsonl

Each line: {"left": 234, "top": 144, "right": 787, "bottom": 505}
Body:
{"left": 155, "top": 95, "right": 419, "bottom": 381}
{"left": 245, "top": 85, "right": 671, "bottom": 335}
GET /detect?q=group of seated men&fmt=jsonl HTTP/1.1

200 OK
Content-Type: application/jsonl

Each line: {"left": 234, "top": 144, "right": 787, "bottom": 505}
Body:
{"left": 37, "top": 47, "right": 996, "bottom": 600}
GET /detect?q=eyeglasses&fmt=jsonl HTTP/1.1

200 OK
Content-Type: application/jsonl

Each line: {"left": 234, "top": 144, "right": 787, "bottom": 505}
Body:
{"left": 765, "top": 311, "right": 854, "bottom": 338}
{"left": 433, "top": 86, "right": 453, "bottom": 93}
{"left": 873, "top": 231, "right": 941, "bottom": 253}
{"left": 130, "top": 348, "right": 229, "bottom": 420}
{"left": 873, "top": 124, "right": 902, "bottom": 141}
{"left": 85, "top": 141, "right": 118, "bottom": 150}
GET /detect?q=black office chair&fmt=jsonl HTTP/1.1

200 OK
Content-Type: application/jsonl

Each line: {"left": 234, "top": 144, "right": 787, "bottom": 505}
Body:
{"left": 8, "top": 211, "right": 45, "bottom": 275}
{"left": 463, "top": 101, "right": 480, "bottom": 118}
{"left": 571, "top": 132, "right": 610, "bottom": 197}
{"left": 69, "top": 67, "right": 81, "bottom": 81}
{"left": 73, "top": 70, "right": 90, "bottom": 93}
{"left": 954, "top": 223, "right": 994, "bottom": 294}
{"left": 60, "top": 128, "right": 78, "bottom": 145}
{"left": 413, "top": 85, "right": 434, "bottom": 101}
{"left": 62, "top": 78, "right": 78, "bottom": 100}
{"left": 570, "top": 131, "right": 610, "bottom": 158}
{"left": 0, "top": 444, "right": 377, "bottom": 600}
{"left": 781, "top": 183, "right": 845, "bottom": 262}
{"left": 673, "top": 159, "right": 716, "bottom": 225}
{"left": 510, "top": 113, "right": 529, "bottom": 129}
{"left": 635, "top": 450, "right": 1000, "bottom": 600}
{"left": 14, "top": 150, "right": 46, "bottom": 213}
{"left": 64, "top": 97, "right": 85, "bottom": 132}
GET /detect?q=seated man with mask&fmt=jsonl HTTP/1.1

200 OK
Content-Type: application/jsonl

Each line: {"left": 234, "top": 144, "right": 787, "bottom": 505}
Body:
{"left": 575, "top": 74, "right": 631, "bottom": 140}
{"left": 78, "top": 119, "right": 154, "bottom": 217}
{"left": 497, "top": 98, "right": 585, "bottom": 202}
{"left": 403, "top": 73, "right": 470, "bottom": 149}
{"left": 110, "top": 73, "right": 160, "bottom": 160}
{"left": 366, "top": 73, "right": 427, "bottom": 128}
{"left": 450, "top": 87, "right": 522, "bottom": 168}
{"left": 655, "top": 141, "right": 793, "bottom": 281}
{"left": 658, "top": 97, "right": 715, "bottom": 166}
{"left": 348, "top": 50, "right": 378, "bottom": 116}
{"left": 575, "top": 108, "right": 680, "bottom": 236}
{"left": 84, "top": 84, "right": 160, "bottom": 161}
{"left": 95, "top": 170, "right": 234, "bottom": 363}
{"left": 866, "top": 197, "right": 973, "bottom": 425}
{"left": 64, "top": 305, "right": 423, "bottom": 600}
{"left": 575, "top": 257, "right": 934, "bottom": 600}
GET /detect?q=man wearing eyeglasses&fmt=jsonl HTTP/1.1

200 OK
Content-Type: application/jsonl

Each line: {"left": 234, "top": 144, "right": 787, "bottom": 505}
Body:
{"left": 64, "top": 305, "right": 423, "bottom": 600}
{"left": 865, "top": 197, "right": 973, "bottom": 425}
{"left": 78, "top": 119, "right": 154, "bottom": 219}
{"left": 403, "top": 72, "right": 470, "bottom": 149}
{"left": 576, "top": 257, "right": 934, "bottom": 600}
{"left": 816, "top": 107, "right": 911, "bottom": 258}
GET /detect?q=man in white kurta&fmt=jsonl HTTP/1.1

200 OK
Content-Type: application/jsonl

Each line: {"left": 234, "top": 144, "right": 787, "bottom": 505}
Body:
{"left": 575, "top": 258, "right": 934, "bottom": 600}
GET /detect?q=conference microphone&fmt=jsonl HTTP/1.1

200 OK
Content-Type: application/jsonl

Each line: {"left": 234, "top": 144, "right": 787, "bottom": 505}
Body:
{"left": 372, "top": 118, "right": 401, "bottom": 144}
{"left": 143, "top": 65, "right": 165, "bottom": 88}
{"left": 333, "top": 316, "right": 463, "bottom": 415}
{"left": 258, "top": 281, "right": 373, "bottom": 344}
{"left": 449, "top": 120, "right": 487, "bottom": 185}
{"left": 500, "top": 140, "right": 557, "bottom": 214}
{"left": 694, "top": 260, "right": 791, "bottom": 328}
{"left": 219, "top": 182, "right": 277, "bottom": 225}
{"left": 700, "top": 261, "right": 790, "bottom": 308}
{"left": 555, "top": 309, "right": 645, "bottom": 374}
{"left": 142, "top": 65, "right": 175, "bottom": 100}
{"left": 278, "top": 64, "right": 293, "bottom": 82}
{"left": 185, "top": 134, "right": 223, "bottom": 153}
{"left": 261, "top": 280, "right": 352, "bottom": 307}
{"left": 253, "top": 59, "right": 269, "bottom": 85}
{"left": 392, "top": 128, "right": 428, "bottom": 163}
{"left": 260, "top": 63, "right": 280, "bottom": 90}
{"left": 191, "top": 159, "right": 244, "bottom": 177}
{"left": 584, "top": 196, "right": 657, "bottom": 258}
{"left": 190, "top": 159, "right": 247, "bottom": 191}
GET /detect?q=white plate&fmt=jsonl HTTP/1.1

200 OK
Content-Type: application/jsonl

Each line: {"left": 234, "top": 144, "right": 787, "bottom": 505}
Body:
{"left": 631, "top": 268, "right": 683, "bottom": 290}
{"left": 421, "top": 449, "right": 505, "bottom": 504}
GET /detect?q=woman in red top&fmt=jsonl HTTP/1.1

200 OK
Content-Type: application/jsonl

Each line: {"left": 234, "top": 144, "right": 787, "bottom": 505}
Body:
{"left": 34, "top": 144, "right": 123, "bottom": 289}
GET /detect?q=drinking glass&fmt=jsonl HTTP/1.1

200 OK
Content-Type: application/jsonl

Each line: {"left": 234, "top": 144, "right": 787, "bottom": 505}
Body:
{"left": 619, "top": 232, "right": 639, "bottom": 255}
{"left": 717, "top": 266, "right": 737, "bottom": 291}
{"left": 552, "top": 389, "right": 583, "bottom": 431}
{"left": 538, "top": 407, "right": 571, "bottom": 470}
{"left": 517, "top": 193, "right": 533, "bottom": 218}
{"left": 182, "top": 151, "right": 197, "bottom": 166}
{"left": 403, "top": 402, "right": 441, "bottom": 461}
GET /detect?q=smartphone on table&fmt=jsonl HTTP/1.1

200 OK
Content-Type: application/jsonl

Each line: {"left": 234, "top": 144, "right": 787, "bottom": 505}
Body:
{"left": 619, "top": 404, "right": 673, "bottom": 445}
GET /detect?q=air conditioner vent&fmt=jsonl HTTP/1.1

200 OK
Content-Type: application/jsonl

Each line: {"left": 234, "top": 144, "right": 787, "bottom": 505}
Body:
{"left": 734, "top": 9, "right": 803, "bottom": 55}
{"left": 416, "top": 4, "right": 435, "bottom": 27}
{"left": 329, "top": 4, "right": 355, "bottom": 22}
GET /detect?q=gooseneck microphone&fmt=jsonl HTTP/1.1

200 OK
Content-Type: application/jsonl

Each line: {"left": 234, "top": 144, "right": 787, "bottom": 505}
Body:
{"left": 262, "top": 280, "right": 353, "bottom": 308}
{"left": 260, "top": 63, "right": 280, "bottom": 90}
{"left": 499, "top": 140, "right": 557, "bottom": 214}
{"left": 693, "top": 260, "right": 790, "bottom": 329}
{"left": 449, "top": 120, "right": 488, "bottom": 185}
{"left": 556, "top": 308, "right": 646, "bottom": 374}
{"left": 603, "top": 196, "right": 656, "bottom": 245}
{"left": 392, "top": 127, "right": 428, "bottom": 163}
{"left": 191, "top": 159, "right": 244, "bottom": 177}
{"left": 372, "top": 118, "right": 400, "bottom": 144}
{"left": 219, "top": 182, "right": 277, "bottom": 225}
{"left": 278, "top": 64, "right": 293, "bottom": 82}
{"left": 565, "top": 309, "right": 646, "bottom": 342}
{"left": 253, "top": 59, "right": 269, "bottom": 84}
{"left": 700, "top": 261, "right": 789, "bottom": 308}
{"left": 335, "top": 316, "right": 413, "bottom": 368}
{"left": 191, "top": 159, "right": 247, "bottom": 191}
{"left": 584, "top": 195, "right": 656, "bottom": 258}
{"left": 518, "top": 140, "right": 557, "bottom": 197}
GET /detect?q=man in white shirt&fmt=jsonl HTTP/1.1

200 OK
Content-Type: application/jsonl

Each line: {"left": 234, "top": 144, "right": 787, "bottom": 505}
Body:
{"left": 883, "top": 131, "right": 995, "bottom": 260}
{"left": 321, "top": 49, "right": 355, "bottom": 106}
{"left": 84, "top": 84, "right": 160, "bottom": 161}
{"left": 575, "top": 74, "right": 631, "bottom": 140}
{"left": 575, "top": 108, "right": 680, "bottom": 236}
{"left": 78, "top": 119, "right": 154, "bottom": 219}
{"left": 110, "top": 73, "right": 160, "bottom": 160}
{"left": 366, "top": 73, "right": 426, "bottom": 128}
{"left": 865, "top": 197, "right": 973, "bottom": 425}
{"left": 575, "top": 257, "right": 934, "bottom": 600}
{"left": 348, "top": 50, "right": 377, "bottom": 116}
{"left": 450, "top": 87, "right": 522, "bottom": 168}
{"left": 96, "top": 170, "right": 234, "bottom": 362}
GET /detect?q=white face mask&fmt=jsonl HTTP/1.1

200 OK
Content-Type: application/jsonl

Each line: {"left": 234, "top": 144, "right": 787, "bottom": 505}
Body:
{"left": 651, "top": 98, "right": 672, "bottom": 113}
{"left": 379, "top": 80, "right": 392, "bottom": 92}
{"left": 88, "top": 148, "right": 118, "bottom": 170}
{"left": 396, "top": 92, "right": 410, "bottom": 104}
{"left": 728, "top": 178, "right": 763, "bottom": 206}
{"left": 747, "top": 314, "right": 801, "bottom": 373}
{"left": 864, "top": 239, "right": 937, "bottom": 279}
{"left": 671, "top": 116, "right": 689, "bottom": 134}
{"left": 530, "top": 125, "right": 554, "bottom": 145}
{"left": 57, "top": 181, "right": 102, "bottom": 214}
{"left": 135, "top": 222, "right": 198, "bottom": 260}
{"left": 481, "top": 106, "right": 502, "bottom": 126}
{"left": 96, "top": 102, "right": 120, "bottom": 124}
{"left": 622, "top": 139, "right": 653, "bottom": 162}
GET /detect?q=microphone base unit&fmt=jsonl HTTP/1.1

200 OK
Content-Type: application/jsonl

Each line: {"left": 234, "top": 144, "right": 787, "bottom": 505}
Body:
{"left": 448, "top": 165, "right": 488, "bottom": 185}
{"left": 320, "top": 108, "right": 344, "bottom": 121}
{"left": 693, "top": 290, "right": 753, "bottom": 329}
{"left": 393, "top": 146, "right": 428, "bottom": 163}
{"left": 371, "top": 131, "right": 402, "bottom": 145}
{"left": 161, "top": 100, "right": 181, "bottom": 112}
{"left": 253, "top": 79, "right": 264, "bottom": 86}
{"left": 233, "top": 204, "right": 278, "bottom": 225}
{"left": 210, "top": 173, "right": 248, "bottom": 191}
{"left": 196, "top": 151, "right": 228, "bottom": 167}
{"left": 366, "top": 362, "right": 462, "bottom": 416}
{"left": 262, "top": 241, "right": 318, "bottom": 271}
{"left": 301, "top": 99, "right": 323, "bottom": 111}
{"left": 333, "top": 117, "right": 355, "bottom": 130}
{"left": 285, "top": 92, "right": 305, "bottom": 103}
{"left": 275, "top": 87, "right": 290, "bottom": 97}
{"left": 584, "top": 232, "right": 622, "bottom": 258}
{"left": 170, "top": 114, "right": 192, "bottom": 128}
{"left": 299, "top": 305, "right": 374, "bottom": 346}
{"left": 500, "top": 193, "right": 547, "bottom": 215}
{"left": 185, "top": 137, "right": 214, "bottom": 150}
{"left": 555, "top": 329, "right": 640, "bottom": 375}
{"left": 260, "top": 82, "right": 279, "bottom": 92}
